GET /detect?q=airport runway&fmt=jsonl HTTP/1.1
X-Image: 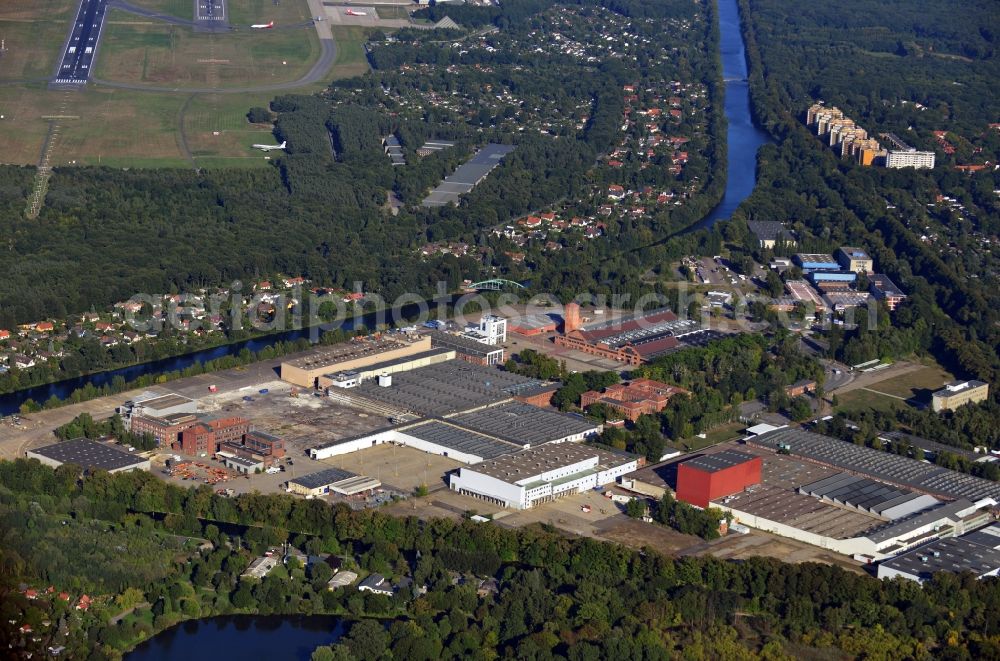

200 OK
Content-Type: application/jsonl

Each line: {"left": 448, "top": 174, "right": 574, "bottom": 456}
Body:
{"left": 53, "top": 0, "right": 110, "bottom": 84}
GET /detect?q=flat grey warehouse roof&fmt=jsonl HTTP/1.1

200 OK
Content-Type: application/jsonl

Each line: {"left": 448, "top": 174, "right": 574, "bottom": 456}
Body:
{"left": 880, "top": 537, "right": 1000, "bottom": 580}
{"left": 401, "top": 420, "right": 522, "bottom": 459}
{"left": 449, "top": 401, "right": 598, "bottom": 446}
{"left": 352, "top": 361, "right": 542, "bottom": 417}
{"left": 681, "top": 450, "right": 758, "bottom": 473}
{"left": 291, "top": 467, "right": 359, "bottom": 490}
{"left": 28, "top": 438, "right": 148, "bottom": 472}
{"left": 749, "top": 428, "right": 1000, "bottom": 502}
{"left": 422, "top": 144, "right": 516, "bottom": 207}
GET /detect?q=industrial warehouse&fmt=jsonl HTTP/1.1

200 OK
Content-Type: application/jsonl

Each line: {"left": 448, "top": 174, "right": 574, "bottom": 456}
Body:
{"left": 287, "top": 467, "right": 382, "bottom": 498}
{"left": 449, "top": 443, "right": 640, "bottom": 509}
{"left": 27, "top": 438, "right": 151, "bottom": 474}
{"left": 618, "top": 426, "right": 1000, "bottom": 573}
{"left": 309, "top": 373, "right": 600, "bottom": 464}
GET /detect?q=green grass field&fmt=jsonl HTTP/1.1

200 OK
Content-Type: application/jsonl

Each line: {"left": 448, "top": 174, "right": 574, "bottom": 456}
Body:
{"left": 862, "top": 363, "right": 954, "bottom": 403}
{"left": 183, "top": 92, "right": 283, "bottom": 167}
{"left": 375, "top": 6, "right": 411, "bottom": 20}
{"left": 96, "top": 9, "right": 318, "bottom": 88}
{"left": 227, "top": 0, "right": 311, "bottom": 27}
{"left": 672, "top": 422, "right": 745, "bottom": 452}
{"left": 328, "top": 26, "right": 372, "bottom": 79}
{"left": 834, "top": 389, "right": 904, "bottom": 415}
{"left": 125, "top": 0, "right": 196, "bottom": 21}
{"left": 0, "top": 0, "right": 77, "bottom": 80}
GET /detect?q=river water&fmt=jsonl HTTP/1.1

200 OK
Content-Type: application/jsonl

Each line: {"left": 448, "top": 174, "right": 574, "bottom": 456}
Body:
{"left": 126, "top": 615, "right": 346, "bottom": 661}
{"left": 690, "top": 0, "right": 773, "bottom": 231}
{"left": 0, "top": 0, "right": 768, "bottom": 415}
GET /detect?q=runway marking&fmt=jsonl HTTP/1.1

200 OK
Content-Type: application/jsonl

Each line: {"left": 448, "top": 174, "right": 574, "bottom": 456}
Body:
{"left": 26, "top": 91, "right": 75, "bottom": 218}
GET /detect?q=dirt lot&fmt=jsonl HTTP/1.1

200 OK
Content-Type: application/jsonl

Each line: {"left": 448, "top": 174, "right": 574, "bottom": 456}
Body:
{"left": 686, "top": 530, "right": 867, "bottom": 574}
{"left": 493, "top": 490, "right": 626, "bottom": 537}
{"left": 382, "top": 488, "right": 489, "bottom": 521}
{"left": 192, "top": 379, "right": 392, "bottom": 457}
{"left": 597, "top": 517, "right": 702, "bottom": 554}
{"left": 313, "top": 444, "right": 465, "bottom": 494}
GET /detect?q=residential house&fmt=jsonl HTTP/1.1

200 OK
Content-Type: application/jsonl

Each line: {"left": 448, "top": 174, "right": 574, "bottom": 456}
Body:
{"left": 477, "top": 578, "right": 500, "bottom": 597}
{"left": 357, "top": 573, "right": 393, "bottom": 596}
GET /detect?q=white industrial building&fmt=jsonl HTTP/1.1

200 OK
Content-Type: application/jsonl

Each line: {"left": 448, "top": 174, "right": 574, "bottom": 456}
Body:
{"left": 308, "top": 406, "right": 599, "bottom": 465}
{"left": 286, "top": 467, "right": 381, "bottom": 497}
{"left": 462, "top": 315, "right": 508, "bottom": 345}
{"left": 319, "top": 348, "right": 455, "bottom": 390}
{"left": 117, "top": 391, "right": 197, "bottom": 431}
{"left": 877, "top": 534, "right": 1000, "bottom": 583}
{"left": 449, "top": 444, "right": 639, "bottom": 509}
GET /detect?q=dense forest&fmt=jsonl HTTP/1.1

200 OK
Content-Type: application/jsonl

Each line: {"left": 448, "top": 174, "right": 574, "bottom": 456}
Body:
{"left": 4, "top": 459, "right": 1000, "bottom": 659}
{"left": 730, "top": 0, "right": 1000, "bottom": 401}
{"left": 0, "top": 0, "right": 726, "bottom": 329}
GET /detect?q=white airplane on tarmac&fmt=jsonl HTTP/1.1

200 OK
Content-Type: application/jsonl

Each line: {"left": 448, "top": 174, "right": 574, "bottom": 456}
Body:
{"left": 250, "top": 20, "right": 274, "bottom": 29}
{"left": 252, "top": 140, "right": 286, "bottom": 152}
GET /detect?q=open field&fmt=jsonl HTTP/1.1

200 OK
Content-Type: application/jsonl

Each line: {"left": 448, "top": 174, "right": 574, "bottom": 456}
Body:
{"left": 96, "top": 9, "right": 318, "bottom": 88}
{"left": 226, "top": 0, "right": 312, "bottom": 28}
{"left": 182, "top": 91, "right": 280, "bottom": 167}
{"left": 374, "top": 6, "right": 411, "bottom": 20}
{"left": 672, "top": 421, "right": 745, "bottom": 452}
{"left": 686, "top": 529, "right": 867, "bottom": 574}
{"left": 328, "top": 26, "right": 371, "bottom": 79}
{"left": 0, "top": 0, "right": 372, "bottom": 167}
{"left": 125, "top": 0, "right": 197, "bottom": 21}
{"left": 0, "top": 0, "right": 76, "bottom": 81}
{"left": 862, "top": 361, "right": 953, "bottom": 403}
{"left": 834, "top": 388, "right": 903, "bottom": 415}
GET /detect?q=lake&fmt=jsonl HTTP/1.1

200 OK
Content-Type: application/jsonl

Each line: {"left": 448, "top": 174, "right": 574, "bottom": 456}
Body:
{"left": 126, "top": 615, "right": 346, "bottom": 661}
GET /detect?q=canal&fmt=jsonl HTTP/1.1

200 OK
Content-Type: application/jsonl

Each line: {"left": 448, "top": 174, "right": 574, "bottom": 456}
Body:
{"left": 690, "top": 0, "right": 773, "bottom": 231}
{"left": 126, "top": 615, "right": 346, "bottom": 661}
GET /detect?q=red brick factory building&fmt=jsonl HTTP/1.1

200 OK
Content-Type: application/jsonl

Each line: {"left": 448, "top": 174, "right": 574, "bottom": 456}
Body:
{"left": 580, "top": 378, "right": 687, "bottom": 421}
{"left": 675, "top": 450, "right": 762, "bottom": 508}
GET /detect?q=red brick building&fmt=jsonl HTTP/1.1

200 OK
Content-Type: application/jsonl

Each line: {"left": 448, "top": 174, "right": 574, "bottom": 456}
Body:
{"left": 580, "top": 378, "right": 687, "bottom": 421}
{"left": 513, "top": 384, "right": 561, "bottom": 408}
{"left": 784, "top": 379, "right": 818, "bottom": 398}
{"left": 177, "top": 416, "right": 251, "bottom": 455}
{"left": 554, "top": 307, "right": 683, "bottom": 366}
{"left": 243, "top": 430, "right": 286, "bottom": 458}
{"left": 675, "top": 450, "right": 762, "bottom": 508}
{"left": 131, "top": 413, "right": 198, "bottom": 448}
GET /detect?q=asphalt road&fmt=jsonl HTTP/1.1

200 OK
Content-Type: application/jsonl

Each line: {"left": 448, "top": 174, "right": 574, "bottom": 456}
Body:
{"left": 54, "top": 0, "right": 109, "bottom": 84}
